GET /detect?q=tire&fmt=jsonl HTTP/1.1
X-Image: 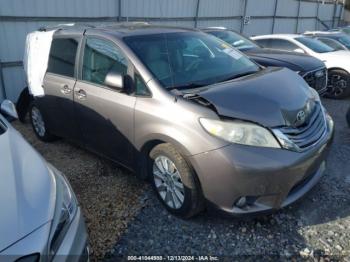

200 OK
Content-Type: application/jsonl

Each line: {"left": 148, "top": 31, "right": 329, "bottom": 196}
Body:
{"left": 326, "top": 69, "right": 350, "bottom": 99}
{"left": 16, "top": 87, "right": 33, "bottom": 123}
{"left": 29, "top": 102, "right": 57, "bottom": 142}
{"left": 149, "top": 143, "right": 204, "bottom": 218}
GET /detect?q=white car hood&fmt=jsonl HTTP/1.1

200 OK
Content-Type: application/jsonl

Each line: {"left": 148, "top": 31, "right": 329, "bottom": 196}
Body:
{"left": 0, "top": 118, "right": 56, "bottom": 252}
{"left": 316, "top": 50, "right": 350, "bottom": 72}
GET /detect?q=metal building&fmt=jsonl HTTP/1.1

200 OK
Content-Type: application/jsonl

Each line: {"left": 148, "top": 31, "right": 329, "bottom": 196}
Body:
{"left": 0, "top": 0, "right": 344, "bottom": 102}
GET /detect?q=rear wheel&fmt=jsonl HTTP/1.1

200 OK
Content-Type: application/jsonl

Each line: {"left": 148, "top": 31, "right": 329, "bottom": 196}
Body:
{"left": 326, "top": 69, "right": 350, "bottom": 99}
{"left": 149, "top": 143, "right": 204, "bottom": 218}
{"left": 29, "top": 103, "right": 57, "bottom": 142}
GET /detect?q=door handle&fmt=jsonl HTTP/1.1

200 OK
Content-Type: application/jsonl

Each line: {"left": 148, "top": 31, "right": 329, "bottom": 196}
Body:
{"left": 61, "top": 84, "right": 71, "bottom": 95}
{"left": 76, "top": 89, "right": 87, "bottom": 100}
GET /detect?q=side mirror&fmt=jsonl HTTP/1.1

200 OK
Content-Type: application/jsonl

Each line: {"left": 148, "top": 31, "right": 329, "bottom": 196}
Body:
{"left": 1, "top": 100, "right": 18, "bottom": 121}
{"left": 104, "top": 71, "right": 124, "bottom": 90}
{"left": 294, "top": 48, "right": 305, "bottom": 54}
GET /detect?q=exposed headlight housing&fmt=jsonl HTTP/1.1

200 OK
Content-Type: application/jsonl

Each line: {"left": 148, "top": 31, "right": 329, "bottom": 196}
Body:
{"left": 308, "top": 86, "right": 321, "bottom": 102}
{"left": 199, "top": 118, "right": 281, "bottom": 148}
{"left": 47, "top": 164, "right": 77, "bottom": 256}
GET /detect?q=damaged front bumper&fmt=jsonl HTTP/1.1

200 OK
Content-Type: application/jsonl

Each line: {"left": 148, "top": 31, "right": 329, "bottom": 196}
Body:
{"left": 188, "top": 117, "right": 334, "bottom": 216}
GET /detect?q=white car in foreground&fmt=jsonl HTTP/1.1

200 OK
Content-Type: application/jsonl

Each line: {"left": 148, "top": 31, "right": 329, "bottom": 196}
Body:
{"left": 252, "top": 34, "right": 350, "bottom": 99}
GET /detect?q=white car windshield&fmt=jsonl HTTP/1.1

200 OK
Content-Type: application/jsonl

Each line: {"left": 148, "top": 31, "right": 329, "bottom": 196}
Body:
{"left": 296, "top": 37, "right": 335, "bottom": 53}
{"left": 206, "top": 30, "right": 259, "bottom": 51}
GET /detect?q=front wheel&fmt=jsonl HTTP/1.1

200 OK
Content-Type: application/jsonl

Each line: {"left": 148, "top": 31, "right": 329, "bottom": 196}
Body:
{"left": 149, "top": 143, "right": 204, "bottom": 218}
{"left": 326, "top": 69, "right": 350, "bottom": 99}
{"left": 29, "top": 103, "right": 57, "bottom": 142}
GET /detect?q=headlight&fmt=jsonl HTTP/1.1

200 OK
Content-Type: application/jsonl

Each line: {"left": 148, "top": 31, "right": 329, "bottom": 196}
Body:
{"left": 47, "top": 164, "right": 77, "bottom": 256}
{"left": 199, "top": 118, "right": 281, "bottom": 148}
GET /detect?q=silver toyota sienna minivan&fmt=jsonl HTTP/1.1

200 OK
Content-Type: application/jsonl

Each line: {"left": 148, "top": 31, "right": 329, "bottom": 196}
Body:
{"left": 29, "top": 23, "right": 334, "bottom": 218}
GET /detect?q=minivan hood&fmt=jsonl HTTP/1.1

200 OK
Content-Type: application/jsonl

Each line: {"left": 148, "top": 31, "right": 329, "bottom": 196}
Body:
{"left": 0, "top": 119, "right": 55, "bottom": 252}
{"left": 245, "top": 48, "right": 325, "bottom": 72}
{"left": 197, "top": 68, "right": 314, "bottom": 127}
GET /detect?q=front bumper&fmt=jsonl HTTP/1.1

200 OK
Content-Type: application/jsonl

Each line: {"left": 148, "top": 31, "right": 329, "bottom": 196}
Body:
{"left": 189, "top": 119, "right": 334, "bottom": 216}
{"left": 53, "top": 207, "right": 89, "bottom": 262}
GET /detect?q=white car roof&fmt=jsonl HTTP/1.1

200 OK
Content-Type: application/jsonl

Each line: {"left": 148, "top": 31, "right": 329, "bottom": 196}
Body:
{"left": 304, "top": 31, "right": 342, "bottom": 35}
{"left": 252, "top": 34, "right": 301, "bottom": 40}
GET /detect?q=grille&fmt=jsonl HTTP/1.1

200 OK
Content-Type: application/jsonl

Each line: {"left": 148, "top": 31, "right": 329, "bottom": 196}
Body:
{"left": 303, "top": 68, "right": 327, "bottom": 94}
{"left": 279, "top": 104, "right": 326, "bottom": 150}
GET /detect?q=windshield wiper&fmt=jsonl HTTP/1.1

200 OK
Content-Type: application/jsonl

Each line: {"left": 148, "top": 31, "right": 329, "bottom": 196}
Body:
{"left": 168, "top": 82, "right": 208, "bottom": 91}
{"left": 220, "top": 70, "right": 258, "bottom": 83}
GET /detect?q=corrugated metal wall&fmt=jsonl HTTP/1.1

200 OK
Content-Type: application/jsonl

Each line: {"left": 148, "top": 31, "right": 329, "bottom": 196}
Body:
{"left": 0, "top": 0, "right": 344, "bottom": 102}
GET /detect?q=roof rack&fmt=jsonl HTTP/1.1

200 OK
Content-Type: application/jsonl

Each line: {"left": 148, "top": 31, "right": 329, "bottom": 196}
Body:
{"left": 38, "top": 21, "right": 151, "bottom": 32}
{"left": 97, "top": 21, "right": 150, "bottom": 29}
{"left": 304, "top": 30, "right": 341, "bottom": 35}
{"left": 38, "top": 23, "right": 95, "bottom": 32}
{"left": 205, "top": 26, "right": 227, "bottom": 30}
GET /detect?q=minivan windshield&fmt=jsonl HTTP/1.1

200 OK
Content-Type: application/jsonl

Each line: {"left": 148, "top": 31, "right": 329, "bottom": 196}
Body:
{"left": 295, "top": 37, "right": 335, "bottom": 53}
{"left": 124, "top": 32, "right": 260, "bottom": 89}
{"left": 207, "top": 30, "right": 259, "bottom": 51}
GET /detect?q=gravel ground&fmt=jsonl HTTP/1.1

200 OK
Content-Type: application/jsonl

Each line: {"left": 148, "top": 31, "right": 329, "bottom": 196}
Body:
{"left": 108, "top": 97, "right": 350, "bottom": 261}
{"left": 13, "top": 121, "right": 147, "bottom": 261}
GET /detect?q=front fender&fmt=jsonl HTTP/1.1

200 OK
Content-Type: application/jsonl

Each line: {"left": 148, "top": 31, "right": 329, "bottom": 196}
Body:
{"left": 134, "top": 97, "right": 228, "bottom": 157}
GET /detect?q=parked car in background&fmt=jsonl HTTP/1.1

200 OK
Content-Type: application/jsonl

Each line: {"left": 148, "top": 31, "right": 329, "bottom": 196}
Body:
{"left": 29, "top": 23, "right": 334, "bottom": 218}
{"left": 304, "top": 31, "right": 350, "bottom": 51}
{"left": 0, "top": 100, "right": 89, "bottom": 261}
{"left": 329, "top": 26, "right": 350, "bottom": 36}
{"left": 203, "top": 27, "right": 328, "bottom": 95}
{"left": 252, "top": 34, "right": 350, "bottom": 99}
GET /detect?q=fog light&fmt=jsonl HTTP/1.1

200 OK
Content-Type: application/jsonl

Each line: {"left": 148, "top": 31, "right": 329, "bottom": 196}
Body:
{"left": 235, "top": 197, "right": 247, "bottom": 208}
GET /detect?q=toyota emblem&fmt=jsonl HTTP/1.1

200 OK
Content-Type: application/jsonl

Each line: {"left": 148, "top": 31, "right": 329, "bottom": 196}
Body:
{"left": 295, "top": 110, "right": 306, "bottom": 126}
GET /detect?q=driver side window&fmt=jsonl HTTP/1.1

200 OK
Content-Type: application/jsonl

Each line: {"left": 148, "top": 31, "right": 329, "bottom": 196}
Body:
{"left": 82, "top": 37, "right": 128, "bottom": 87}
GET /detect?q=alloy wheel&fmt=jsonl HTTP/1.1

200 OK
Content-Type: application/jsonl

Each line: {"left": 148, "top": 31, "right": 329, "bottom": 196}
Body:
{"left": 153, "top": 155, "right": 185, "bottom": 209}
{"left": 327, "top": 74, "right": 348, "bottom": 98}
{"left": 31, "top": 106, "right": 46, "bottom": 137}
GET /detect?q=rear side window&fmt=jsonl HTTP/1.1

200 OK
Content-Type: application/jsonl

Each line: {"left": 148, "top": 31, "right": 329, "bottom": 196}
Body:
{"left": 82, "top": 37, "right": 128, "bottom": 86}
{"left": 47, "top": 38, "right": 78, "bottom": 77}
{"left": 258, "top": 39, "right": 299, "bottom": 52}
{"left": 254, "top": 39, "right": 270, "bottom": 48}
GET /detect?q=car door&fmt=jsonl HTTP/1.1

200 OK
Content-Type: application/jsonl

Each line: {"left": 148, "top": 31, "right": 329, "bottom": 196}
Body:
{"left": 40, "top": 36, "right": 81, "bottom": 141}
{"left": 74, "top": 35, "right": 136, "bottom": 166}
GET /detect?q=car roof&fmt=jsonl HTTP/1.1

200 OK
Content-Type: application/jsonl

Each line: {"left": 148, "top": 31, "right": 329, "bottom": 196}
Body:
{"left": 202, "top": 27, "right": 241, "bottom": 34}
{"left": 46, "top": 22, "right": 199, "bottom": 38}
{"left": 202, "top": 27, "right": 230, "bottom": 31}
{"left": 252, "top": 34, "right": 301, "bottom": 40}
{"left": 304, "top": 31, "right": 346, "bottom": 36}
